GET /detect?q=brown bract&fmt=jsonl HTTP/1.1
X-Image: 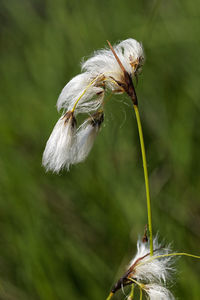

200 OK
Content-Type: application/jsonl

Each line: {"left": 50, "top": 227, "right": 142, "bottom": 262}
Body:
{"left": 107, "top": 40, "right": 138, "bottom": 105}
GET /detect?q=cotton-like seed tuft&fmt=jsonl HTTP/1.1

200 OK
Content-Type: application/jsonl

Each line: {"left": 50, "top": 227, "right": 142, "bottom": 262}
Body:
{"left": 57, "top": 73, "right": 105, "bottom": 114}
{"left": 73, "top": 111, "right": 104, "bottom": 164}
{"left": 43, "top": 38, "right": 144, "bottom": 172}
{"left": 143, "top": 284, "right": 175, "bottom": 300}
{"left": 42, "top": 111, "right": 76, "bottom": 173}
{"left": 127, "top": 236, "right": 175, "bottom": 284}
{"left": 82, "top": 38, "right": 144, "bottom": 94}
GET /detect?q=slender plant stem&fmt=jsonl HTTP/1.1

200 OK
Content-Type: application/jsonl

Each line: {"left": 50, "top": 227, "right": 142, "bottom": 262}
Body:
{"left": 71, "top": 76, "right": 99, "bottom": 112}
{"left": 133, "top": 104, "right": 153, "bottom": 256}
{"left": 139, "top": 286, "right": 143, "bottom": 300}
{"left": 129, "top": 278, "right": 145, "bottom": 300}
{"left": 129, "top": 284, "right": 135, "bottom": 299}
{"left": 106, "top": 292, "right": 114, "bottom": 300}
{"left": 137, "top": 252, "right": 200, "bottom": 268}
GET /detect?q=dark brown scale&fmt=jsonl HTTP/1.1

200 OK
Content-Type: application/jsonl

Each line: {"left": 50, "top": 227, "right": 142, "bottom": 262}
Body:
{"left": 107, "top": 40, "right": 139, "bottom": 106}
{"left": 71, "top": 115, "right": 77, "bottom": 128}
{"left": 90, "top": 111, "right": 104, "bottom": 127}
{"left": 96, "top": 90, "right": 104, "bottom": 95}
{"left": 111, "top": 272, "right": 133, "bottom": 294}
{"left": 62, "top": 111, "right": 77, "bottom": 128}
{"left": 110, "top": 246, "right": 161, "bottom": 295}
{"left": 142, "top": 224, "right": 148, "bottom": 243}
{"left": 123, "top": 71, "right": 138, "bottom": 105}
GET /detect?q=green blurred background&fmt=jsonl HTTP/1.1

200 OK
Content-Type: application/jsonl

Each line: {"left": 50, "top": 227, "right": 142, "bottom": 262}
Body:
{"left": 0, "top": 0, "right": 200, "bottom": 299}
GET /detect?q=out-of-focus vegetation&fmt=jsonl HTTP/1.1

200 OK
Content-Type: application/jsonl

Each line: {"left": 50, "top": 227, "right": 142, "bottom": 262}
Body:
{"left": 0, "top": 0, "right": 200, "bottom": 299}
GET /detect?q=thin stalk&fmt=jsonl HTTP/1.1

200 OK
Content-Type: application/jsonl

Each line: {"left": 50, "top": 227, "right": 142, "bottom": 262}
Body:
{"left": 139, "top": 286, "right": 143, "bottom": 300}
{"left": 137, "top": 252, "right": 200, "bottom": 268}
{"left": 71, "top": 76, "right": 100, "bottom": 112}
{"left": 128, "top": 284, "right": 135, "bottom": 299}
{"left": 71, "top": 71, "right": 121, "bottom": 113}
{"left": 106, "top": 292, "right": 114, "bottom": 300}
{"left": 129, "top": 278, "right": 144, "bottom": 300}
{"left": 133, "top": 104, "right": 153, "bottom": 256}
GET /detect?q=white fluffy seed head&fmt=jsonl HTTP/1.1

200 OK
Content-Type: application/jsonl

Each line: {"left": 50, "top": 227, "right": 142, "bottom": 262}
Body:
{"left": 57, "top": 38, "right": 144, "bottom": 118}
{"left": 73, "top": 111, "right": 104, "bottom": 164}
{"left": 42, "top": 111, "right": 77, "bottom": 173}
{"left": 128, "top": 236, "right": 175, "bottom": 284}
{"left": 43, "top": 38, "right": 144, "bottom": 173}
{"left": 143, "top": 284, "right": 175, "bottom": 300}
{"left": 82, "top": 38, "right": 144, "bottom": 92}
{"left": 115, "top": 38, "right": 144, "bottom": 75}
{"left": 57, "top": 73, "right": 105, "bottom": 113}
{"left": 82, "top": 48, "right": 122, "bottom": 83}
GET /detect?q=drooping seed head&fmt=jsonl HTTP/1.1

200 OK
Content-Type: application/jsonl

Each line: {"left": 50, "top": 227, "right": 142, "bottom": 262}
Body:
{"left": 42, "top": 111, "right": 77, "bottom": 173}
{"left": 73, "top": 111, "right": 104, "bottom": 164}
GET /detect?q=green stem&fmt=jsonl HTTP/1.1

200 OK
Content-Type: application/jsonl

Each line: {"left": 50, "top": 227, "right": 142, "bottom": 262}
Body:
{"left": 133, "top": 104, "right": 153, "bottom": 256}
{"left": 139, "top": 286, "right": 143, "bottom": 300}
{"left": 137, "top": 252, "right": 200, "bottom": 268}
{"left": 129, "top": 284, "right": 135, "bottom": 299}
{"left": 106, "top": 292, "right": 114, "bottom": 300}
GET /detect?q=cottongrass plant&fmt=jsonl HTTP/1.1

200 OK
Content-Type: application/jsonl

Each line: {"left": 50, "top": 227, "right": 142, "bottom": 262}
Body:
{"left": 107, "top": 234, "right": 176, "bottom": 300}
{"left": 43, "top": 38, "right": 200, "bottom": 299}
{"left": 43, "top": 38, "right": 144, "bottom": 172}
{"left": 107, "top": 234, "right": 200, "bottom": 300}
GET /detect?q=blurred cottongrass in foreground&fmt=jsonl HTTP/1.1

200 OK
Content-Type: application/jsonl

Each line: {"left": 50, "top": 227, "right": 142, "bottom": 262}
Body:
{"left": 110, "top": 235, "right": 176, "bottom": 299}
